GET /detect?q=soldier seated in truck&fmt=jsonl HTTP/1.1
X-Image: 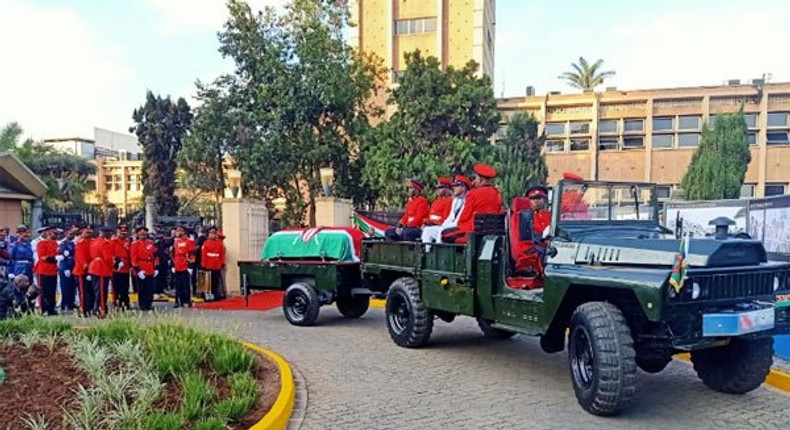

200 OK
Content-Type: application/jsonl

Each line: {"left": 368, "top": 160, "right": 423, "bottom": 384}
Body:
{"left": 506, "top": 185, "right": 552, "bottom": 290}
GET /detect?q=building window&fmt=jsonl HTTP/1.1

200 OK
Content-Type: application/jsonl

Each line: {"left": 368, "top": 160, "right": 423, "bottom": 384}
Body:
{"left": 708, "top": 114, "right": 717, "bottom": 127}
{"left": 653, "top": 117, "right": 674, "bottom": 131}
{"left": 767, "top": 112, "right": 788, "bottom": 127}
{"left": 767, "top": 131, "right": 790, "bottom": 145}
{"left": 113, "top": 184, "right": 120, "bottom": 191}
{"left": 748, "top": 132, "right": 758, "bottom": 145}
{"left": 656, "top": 186, "right": 671, "bottom": 199}
{"left": 104, "top": 185, "right": 112, "bottom": 193}
{"left": 569, "top": 122, "right": 590, "bottom": 135}
{"left": 678, "top": 115, "right": 700, "bottom": 130}
{"left": 598, "top": 120, "right": 618, "bottom": 134}
{"left": 545, "top": 123, "right": 566, "bottom": 136}
{"left": 624, "top": 119, "right": 644, "bottom": 132}
{"left": 570, "top": 139, "right": 589, "bottom": 151}
{"left": 652, "top": 134, "right": 673, "bottom": 148}
{"left": 104, "top": 175, "right": 112, "bottom": 183}
{"left": 545, "top": 140, "right": 565, "bottom": 152}
{"left": 744, "top": 113, "right": 758, "bottom": 128}
{"left": 623, "top": 137, "right": 644, "bottom": 149}
{"left": 394, "top": 17, "right": 437, "bottom": 35}
{"left": 765, "top": 183, "right": 786, "bottom": 197}
{"left": 678, "top": 133, "right": 700, "bottom": 147}
{"left": 740, "top": 184, "right": 755, "bottom": 198}
{"left": 126, "top": 183, "right": 132, "bottom": 191}
{"left": 599, "top": 138, "right": 619, "bottom": 151}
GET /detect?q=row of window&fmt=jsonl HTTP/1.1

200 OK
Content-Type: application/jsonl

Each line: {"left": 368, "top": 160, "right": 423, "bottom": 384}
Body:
{"left": 545, "top": 132, "right": 790, "bottom": 152}
{"left": 104, "top": 174, "right": 142, "bottom": 184}
{"left": 394, "top": 17, "right": 437, "bottom": 35}
{"left": 104, "top": 183, "right": 142, "bottom": 192}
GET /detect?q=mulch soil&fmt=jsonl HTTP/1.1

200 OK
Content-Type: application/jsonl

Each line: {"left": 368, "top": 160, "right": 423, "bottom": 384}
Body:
{"left": 0, "top": 343, "right": 281, "bottom": 430}
{"left": 0, "top": 343, "right": 89, "bottom": 430}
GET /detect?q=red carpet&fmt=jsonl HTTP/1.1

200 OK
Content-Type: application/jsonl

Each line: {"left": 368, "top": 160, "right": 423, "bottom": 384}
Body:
{"left": 194, "top": 291, "right": 284, "bottom": 311}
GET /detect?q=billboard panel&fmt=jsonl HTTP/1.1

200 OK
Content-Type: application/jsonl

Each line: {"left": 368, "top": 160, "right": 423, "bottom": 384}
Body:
{"left": 749, "top": 195, "right": 790, "bottom": 256}
{"left": 664, "top": 200, "right": 747, "bottom": 237}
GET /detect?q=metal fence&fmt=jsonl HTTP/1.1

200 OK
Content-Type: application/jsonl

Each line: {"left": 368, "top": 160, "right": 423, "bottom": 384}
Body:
{"left": 247, "top": 204, "right": 269, "bottom": 260}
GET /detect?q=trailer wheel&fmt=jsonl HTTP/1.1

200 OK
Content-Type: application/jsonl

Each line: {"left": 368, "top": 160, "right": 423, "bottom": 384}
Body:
{"left": 336, "top": 295, "right": 370, "bottom": 318}
{"left": 477, "top": 318, "right": 516, "bottom": 340}
{"left": 386, "top": 277, "right": 433, "bottom": 348}
{"left": 568, "top": 302, "right": 637, "bottom": 416}
{"left": 691, "top": 337, "right": 773, "bottom": 394}
{"left": 283, "top": 282, "right": 320, "bottom": 326}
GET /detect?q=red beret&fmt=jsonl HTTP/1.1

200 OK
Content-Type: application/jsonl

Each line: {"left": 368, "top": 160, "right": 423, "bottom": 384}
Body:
{"left": 410, "top": 180, "right": 424, "bottom": 192}
{"left": 563, "top": 172, "right": 584, "bottom": 181}
{"left": 436, "top": 177, "right": 452, "bottom": 187}
{"left": 452, "top": 174, "right": 473, "bottom": 188}
{"left": 218, "top": 231, "right": 226, "bottom": 239}
{"left": 527, "top": 186, "right": 548, "bottom": 198}
{"left": 473, "top": 163, "right": 497, "bottom": 179}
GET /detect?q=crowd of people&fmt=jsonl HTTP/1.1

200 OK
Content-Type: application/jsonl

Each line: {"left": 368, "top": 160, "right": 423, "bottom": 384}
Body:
{"left": 0, "top": 223, "right": 227, "bottom": 320}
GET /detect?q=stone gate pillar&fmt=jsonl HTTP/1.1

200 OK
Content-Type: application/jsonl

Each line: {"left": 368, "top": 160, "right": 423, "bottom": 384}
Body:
{"left": 222, "top": 198, "right": 269, "bottom": 296}
{"left": 315, "top": 197, "right": 353, "bottom": 227}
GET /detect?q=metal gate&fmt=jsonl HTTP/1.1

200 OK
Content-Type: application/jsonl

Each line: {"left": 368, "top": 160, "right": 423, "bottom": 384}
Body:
{"left": 246, "top": 204, "right": 269, "bottom": 259}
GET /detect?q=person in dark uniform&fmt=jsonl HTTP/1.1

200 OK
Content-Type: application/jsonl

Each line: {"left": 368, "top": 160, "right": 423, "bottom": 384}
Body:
{"left": 154, "top": 228, "right": 173, "bottom": 298}
{"left": 385, "top": 180, "right": 430, "bottom": 241}
{"left": 442, "top": 163, "right": 504, "bottom": 244}
{"left": 57, "top": 227, "right": 78, "bottom": 311}
{"left": 9, "top": 225, "right": 34, "bottom": 281}
{"left": 0, "top": 275, "right": 36, "bottom": 320}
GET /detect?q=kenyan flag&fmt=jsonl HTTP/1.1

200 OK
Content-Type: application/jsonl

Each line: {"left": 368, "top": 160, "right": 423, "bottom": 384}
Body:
{"left": 669, "top": 232, "right": 691, "bottom": 293}
{"left": 353, "top": 211, "right": 393, "bottom": 238}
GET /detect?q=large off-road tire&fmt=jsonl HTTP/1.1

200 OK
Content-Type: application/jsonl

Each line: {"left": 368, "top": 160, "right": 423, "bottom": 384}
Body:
{"left": 385, "top": 277, "right": 433, "bottom": 348}
{"left": 283, "top": 283, "right": 320, "bottom": 326}
{"left": 690, "top": 337, "right": 773, "bottom": 394}
{"left": 336, "top": 295, "right": 370, "bottom": 319}
{"left": 477, "top": 318, "right": 516, "bottom": 340}
{"left": 568, "top": 302, "right": 637, "bottom": 416}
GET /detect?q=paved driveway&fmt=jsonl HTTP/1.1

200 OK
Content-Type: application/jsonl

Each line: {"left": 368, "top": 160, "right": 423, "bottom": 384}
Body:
{"left": 190, "top": 307, "right": 789, "bottom": 430}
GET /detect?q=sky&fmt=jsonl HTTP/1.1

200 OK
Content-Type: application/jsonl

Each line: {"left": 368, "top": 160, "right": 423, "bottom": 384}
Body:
{"left": 1, "top": 0, "right": 789, "bottom": 140}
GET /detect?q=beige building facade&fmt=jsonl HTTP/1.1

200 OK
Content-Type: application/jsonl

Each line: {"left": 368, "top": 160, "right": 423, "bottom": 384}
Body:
{"left": 497, "top": 81, "right": 790, "bottom": 199}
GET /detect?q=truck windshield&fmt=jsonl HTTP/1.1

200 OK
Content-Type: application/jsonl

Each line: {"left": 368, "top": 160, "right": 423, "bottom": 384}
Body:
{"left": 559, "top": 183, "right": 657, "bottom": 222}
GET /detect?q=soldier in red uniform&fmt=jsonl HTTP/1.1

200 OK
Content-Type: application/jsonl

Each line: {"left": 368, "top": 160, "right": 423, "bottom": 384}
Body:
{"left": 111, "top": 225, "right": 132, "bottom": 310}
{"left": 131, "top": 227, "right": 158, "bottom": 311}
{"left": 171, "top": 225, "right": 196, "bottom": 308}
{"left": 442, "top": 163, "right": 503, "bottom": 244}
{"left": 34, "top": 226, "right": 59, "bottom": 315}
{"left": 73, "top": 225, "right": 93, "bottom": 316}
{"left": 200, "top": 227, "right": 226, "bottom": 301}
{"left": 385, "top": 180, "right": 430, "bottom": 241}
{"left": 513, "top": 185, "right": 552, "bottom": 274}
{"left": 88, "top": 227, "right": 115, "bottom": 317}
{"left": 425, "top": 177, "right": 452, "bottom": 226}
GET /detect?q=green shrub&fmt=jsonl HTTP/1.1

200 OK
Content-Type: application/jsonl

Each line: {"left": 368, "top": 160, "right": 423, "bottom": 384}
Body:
{"left": 142, "top": 324, "right": 207, "bottom": 379}
{"left": 179, "top": 372, "right": 215, "bottom": 420}
{"left": 0, "top": 315, "right": 71, "bottom": 340}
{"left": 209, "top": 337, "right": 255, "bottom": 376}
{"left": 142, "top": 412, "right": 184, "bottom": 430}
{"left": 194, "top": 418, "right": 226, "bottom": 430}
{"left": 228, "top": 372, "right": 259, "bottom": 398}
{"left": 83, "top": 319, "right": 139, "bottom": 346}
{"left": 214, "top": 372, "right": 259, "bottom": 422}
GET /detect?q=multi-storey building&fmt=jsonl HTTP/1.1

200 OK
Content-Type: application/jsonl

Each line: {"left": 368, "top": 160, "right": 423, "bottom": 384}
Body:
{"left": 348, "top": 0, "right": 495, "bottom": 114}
{"left": 497, "top": 81, "right": 790, "bottom": 198}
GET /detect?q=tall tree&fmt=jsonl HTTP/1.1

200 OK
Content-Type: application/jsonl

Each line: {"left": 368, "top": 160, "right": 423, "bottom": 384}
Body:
{"left": 681, "top": 112, "right": 751, "bottom": 200}
{"left": 558, "top": 57, "right": 615, "bottom": 91}
{"left": 362, "top": 50, "right": 500, "bottom": 208}
{"left": 130, "top": 91, "right": 192, "bottom": 216}
{"left": 493, "top": 112, "right": 548, "bottom": 203}
{"left": 186, "top": 0, "right": 384, "bottom": 226}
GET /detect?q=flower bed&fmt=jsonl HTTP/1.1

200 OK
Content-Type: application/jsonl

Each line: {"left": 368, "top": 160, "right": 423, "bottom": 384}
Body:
{"left": 0, "top": 316, "right": 279, "bottom": 430}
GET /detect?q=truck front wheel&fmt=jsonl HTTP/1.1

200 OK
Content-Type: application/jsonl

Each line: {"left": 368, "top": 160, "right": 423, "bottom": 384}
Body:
{"left": 336, "top": 295, "right": 370, "bottom": 318}
{"left": 283, "top": 282, "right": 320, "bottom": 326}
{"left": 568, "top": 302, "right": 637, "bottom": 416}
{"left": 385, "top": 277, "right": 433, "bottom": 348}
{"left": 690, "top": 337, "right": 773, "bottom": 394}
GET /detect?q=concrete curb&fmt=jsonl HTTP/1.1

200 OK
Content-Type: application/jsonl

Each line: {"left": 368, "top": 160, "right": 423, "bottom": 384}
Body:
{"left": 370, "top": 298, "right": 385, "bottom": 309}
{"left": 243, "top": 341, "right": 296, "bottom": 430}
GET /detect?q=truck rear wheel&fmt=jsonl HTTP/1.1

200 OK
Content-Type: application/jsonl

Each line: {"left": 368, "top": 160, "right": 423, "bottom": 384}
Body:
{"left": 568, "top": 302, "right": 637, "bottom": 416}
{"left": 283, "top": 282, "right": 320, "bottom": 326}
{"left": 477, "top": 318, "right": 516, "bottom": 340}
{"left": 336, "top": 295, "right": 370, "bottom": 318}
{"left": 385, "top": 277, "right": 433, "bottom": 348}
{"left": 690, "top": 337, "right": 773, "bottom": 394}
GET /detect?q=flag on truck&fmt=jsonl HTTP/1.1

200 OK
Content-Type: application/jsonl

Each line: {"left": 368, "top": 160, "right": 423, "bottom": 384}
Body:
{"left": 669, "top": 232, "right": 691, "bottom": 293}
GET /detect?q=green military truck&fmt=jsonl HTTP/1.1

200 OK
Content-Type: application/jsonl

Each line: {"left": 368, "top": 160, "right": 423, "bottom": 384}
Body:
{"left": 361, "top": 178, "right": 790, "bottom": 416}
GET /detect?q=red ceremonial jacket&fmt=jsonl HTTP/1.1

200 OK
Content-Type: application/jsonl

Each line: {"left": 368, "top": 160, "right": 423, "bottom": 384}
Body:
{"left": 456, "top": 185, "right": 504, "bottom": 233}
{"left": 399, "top": 195, "right": 429, "bottom": 228}
{"left": 131, "top": 239, "right": 158, "bottom": 276}
{"left": 172, "top": 237, "right": 196, "bottom": 271}
{"left": 88, "top": 237, "right": 114, "bottom": 277}
{"left": 426, "top": 196, "right": 452, "bottom": 225}
{"left": 73, "top": 238, "right": 91, "bottom": 276}
{"left": 112, "top": 237, "right": 131, "bottom": 274}
{"left": 200, "top": 238, "right": 225, "bottom": 271}
{"left": 34, "top": 239, "right": 59, "bottom": 276}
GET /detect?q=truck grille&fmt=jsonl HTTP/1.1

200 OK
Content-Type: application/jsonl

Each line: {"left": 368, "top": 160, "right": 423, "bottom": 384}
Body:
{"left": 688, "top": 270, "right": 789, "bottom": 301}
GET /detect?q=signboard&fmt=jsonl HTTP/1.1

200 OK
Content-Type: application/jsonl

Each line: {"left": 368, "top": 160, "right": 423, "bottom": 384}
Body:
{"left": 749, "top": 195, "right": 790, "bottom": 255}
{"left": 664, "top": 200, "right": 748, "bottom": 237}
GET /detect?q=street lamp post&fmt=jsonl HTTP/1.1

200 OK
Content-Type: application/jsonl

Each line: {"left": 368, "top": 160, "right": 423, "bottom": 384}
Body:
{"left": 320, "top": 167, "right": 335, "bottom": 197}
{"left": 228, "top": 169, "right": 242, "bottom": 199}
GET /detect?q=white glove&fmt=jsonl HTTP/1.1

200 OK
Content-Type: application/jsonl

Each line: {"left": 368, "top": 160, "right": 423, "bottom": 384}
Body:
{"left": 63, "top": 250, "right": 70, "bottom": 257}
{"left": 118, "top": 262, "right": 124, "bottom": 270}
{"left": 55, "top": 255, "right": 65, "bottom": 262}
{"left": 187, "top": 268, "right": 193, "bottom": 275}
{"left": 64, "top": 270, "right": 71, "bottom": 278}
{"left": 86, "top": 275, "right": 92, "bottom": 281}
{"left": 154, "top": 270, "right": 159, "bottom": 277}
{"left": 137, "top": 272, "right": 146, "bottom": 280}
{"left": 8, "top": 273, "right": 15, "bottom": 280}
{"left": 171, "top": 267, "right": 176, "bottom": 274}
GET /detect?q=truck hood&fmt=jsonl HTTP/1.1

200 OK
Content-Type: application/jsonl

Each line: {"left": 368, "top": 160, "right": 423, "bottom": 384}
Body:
{"left": 573, "top": 237, "right": 768, "bottom": 268}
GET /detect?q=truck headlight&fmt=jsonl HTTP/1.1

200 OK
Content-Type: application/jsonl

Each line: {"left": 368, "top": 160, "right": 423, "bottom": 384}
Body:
{"left": 691, "top": 282, "right": 701, "bottom": 300}
{"left": 774, "top": 276, "right": 780, "bottom": 292}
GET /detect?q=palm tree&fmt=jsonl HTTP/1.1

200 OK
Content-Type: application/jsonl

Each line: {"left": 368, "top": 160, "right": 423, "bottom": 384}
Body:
{"left": 558, "top": 57, "right": 616, "bottom": 91}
